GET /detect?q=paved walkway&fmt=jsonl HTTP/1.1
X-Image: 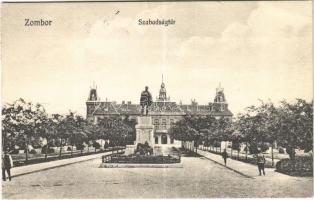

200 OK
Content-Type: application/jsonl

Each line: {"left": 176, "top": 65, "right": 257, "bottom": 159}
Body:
{"left": 10, "top": 151, "right": 120, "bottom": 178}
{"left": 196, "top": 149, "right": 289, "bottom": 179}
{"left": 3, "top": 157, "right": 313, "bottom": 198}
{"left": 198, "top": 146, "right": 281, "bottom": 165}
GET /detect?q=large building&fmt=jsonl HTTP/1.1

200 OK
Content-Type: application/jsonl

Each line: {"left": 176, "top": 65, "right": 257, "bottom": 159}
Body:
{"left": 86, "top": 78, "right": 233, "bottom": 147}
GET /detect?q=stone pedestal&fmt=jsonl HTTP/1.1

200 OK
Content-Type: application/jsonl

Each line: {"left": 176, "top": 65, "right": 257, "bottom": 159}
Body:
{"left": 124, "top": 145, "right": 136, "bottom": 156}
{"left": 124, "top": 116, "right": 154, "bottom": 156}
{"left": 135, "top": 116, "right": 154, "bottom": 147}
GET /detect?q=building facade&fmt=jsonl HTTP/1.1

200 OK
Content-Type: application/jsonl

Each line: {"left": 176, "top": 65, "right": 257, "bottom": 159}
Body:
{"left": 86, "top": 79, "right": 233, "bottom": 147}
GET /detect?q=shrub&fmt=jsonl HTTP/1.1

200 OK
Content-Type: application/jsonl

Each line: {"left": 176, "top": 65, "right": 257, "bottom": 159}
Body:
{"left": 249, "top": 145, "right": 259, "bottom": 154}
{"left": 41, "top": 146, "right": 55, "bottom": 153}
{"left": 48, "top": 148, "right": 55, "bottom": 153}
{"left": 67, "top": 147, "right": 72, "bottom": 151}
{"left": 135, "top": 143, "right": 153, "bottom": 155}
{"left": 278, "top": 147, "right": 285, "bottom": 154}
{"left": 276, "top": 156, "right": 313, "bottom": 176}
{"left": 29, "top": 149, "right": 37, "bottom": 154}
{"left": 260, "top": 143, "right": 269, "bottom": 152}
{"left": 104, "top": 142, "right": 110, "bottom": 149}
{"left": 232, "top": 142, "right": 240, "bottom": 151}
{"left": 213, "top": 141, "right": 221, "bottom": 147}
{"left": 49, "top": 142, "right": 56, "bottom": 147}
{"left": 105, "top": 155, "right": 180, "bottom": 164}
{"left": 93, "top": 142, "right": 101, "bottom": 149}
{"left": 11, "top": 149, "right": 20, "bottom": 154}
{"left": 109, "top": 142, "right": 115, "bottom": 147}
{"left": 41, "top": 146, "right": 47, "bottom": 154}
{"left": 76, "top": 144, "right": 85, "bottom": 150}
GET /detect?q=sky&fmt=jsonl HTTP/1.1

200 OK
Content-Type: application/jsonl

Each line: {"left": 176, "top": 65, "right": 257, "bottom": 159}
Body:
{"left": 2, "top": 1, "right": 313, "bottom": 117}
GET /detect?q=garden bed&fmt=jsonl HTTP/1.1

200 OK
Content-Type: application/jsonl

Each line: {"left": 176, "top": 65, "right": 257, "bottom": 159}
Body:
{"left": 102, "top": 154, "right": 180, "bottom": 164}
{"left": 276, "top": 156, "right": 313, "bottom": 176}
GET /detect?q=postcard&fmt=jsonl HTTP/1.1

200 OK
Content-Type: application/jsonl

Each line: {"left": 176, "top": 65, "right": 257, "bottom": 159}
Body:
{"left": 1, "top": 1, "right": 313, "bottom": 198}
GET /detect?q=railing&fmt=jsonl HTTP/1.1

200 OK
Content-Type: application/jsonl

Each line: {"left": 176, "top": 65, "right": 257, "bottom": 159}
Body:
{"left": 102, "top": 149, "right": 125, "bottom": 163}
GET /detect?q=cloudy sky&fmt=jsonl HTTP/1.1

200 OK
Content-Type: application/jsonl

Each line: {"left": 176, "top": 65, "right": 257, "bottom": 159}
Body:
{"left": 2, "top": 1, "right": 312, "bottom": 116}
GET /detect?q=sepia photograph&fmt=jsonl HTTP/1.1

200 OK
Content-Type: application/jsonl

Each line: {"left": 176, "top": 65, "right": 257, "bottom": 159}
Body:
{"left": 1, "top": 0, "right": 313, "bottom": 198}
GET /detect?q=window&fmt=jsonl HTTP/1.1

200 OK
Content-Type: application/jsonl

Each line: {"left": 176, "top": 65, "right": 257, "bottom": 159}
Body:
{"left": 162, "top": 118, "right": 167, "bottom": 125}
{"left": 170, "top": 138, "right": 174, "bottom": 144}
{"left": 170, "top": 119, "right": 174, "bottom": 125}
{"left": 161, "top": 135, "right": 168, "bottom": 144}
{"left": 155, "top": 136, "right": 159, "bottom": 144}
{"left": 154, "top": 118, "right": 159, "bottom": 125}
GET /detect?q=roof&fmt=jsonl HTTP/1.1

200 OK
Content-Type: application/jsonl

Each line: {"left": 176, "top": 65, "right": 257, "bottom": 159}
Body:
{"left": 87, "top": 101, "right": 233, "bottom": 117}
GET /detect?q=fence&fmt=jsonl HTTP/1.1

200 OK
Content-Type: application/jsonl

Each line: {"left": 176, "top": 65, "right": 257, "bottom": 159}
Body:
{"left": 12, "top": 146, "right": 125, "bottom": 167}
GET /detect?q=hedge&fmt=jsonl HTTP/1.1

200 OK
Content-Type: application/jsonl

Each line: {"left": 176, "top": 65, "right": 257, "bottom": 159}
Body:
{"left": 276, "top": 156, "right": 313, "bottom": 176}
{"left": 104, "top": 155, "right": 180, "bottom": 164}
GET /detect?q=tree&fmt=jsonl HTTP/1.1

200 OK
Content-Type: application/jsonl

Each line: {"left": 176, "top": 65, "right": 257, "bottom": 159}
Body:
{"left": 276, "top": 99, "right": 313, "bottom": 159}
{"left": 123, "top": 115, "right": 137, "bottom": 144}
{"left": 42, "top": 114, "right": 62, "bottom": 159}
{"left": 2, "top": 99, "right": 49, "bottom": 162}
{"left": 169, "top": 115, "right": 208, "bottom": 151}
{"left": 230, "top": 129, "right": 243, "bottom": 159}
{"left": 234, "top": 99, "right": 313, "bottom": 161}
{"left": 97, "top": 117, "right": 133, "bottom": 148}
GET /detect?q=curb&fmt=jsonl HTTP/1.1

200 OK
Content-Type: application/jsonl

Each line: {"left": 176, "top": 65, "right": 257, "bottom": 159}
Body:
{"left": 11, "top": 157, "right": 100, "bottom": 178}
{"left": 11, "top": 153, "right": 113, "bottom": 178}
{"left": 196, "top": 151, "right": 254, "bottom": 179}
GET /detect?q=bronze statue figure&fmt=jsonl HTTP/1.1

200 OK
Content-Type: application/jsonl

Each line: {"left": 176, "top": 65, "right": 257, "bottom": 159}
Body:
{"left": 140, "top": 86, "right": 152, "bottom": 116}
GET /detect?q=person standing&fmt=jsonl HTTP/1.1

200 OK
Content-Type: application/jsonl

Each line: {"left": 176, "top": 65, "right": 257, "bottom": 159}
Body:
{"left": 2, "top": 150, "right": 13, "bottom": 181}
{"left": 257, "top": 153, "right": 266, "bottom": 176}
{"left": 221, "top": 149, "right": 228, "bottom": 166}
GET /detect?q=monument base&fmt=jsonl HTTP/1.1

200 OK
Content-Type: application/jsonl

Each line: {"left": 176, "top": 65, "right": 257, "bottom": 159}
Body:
{"left": 135, "top": 116, "right": 154, "bottom": 147}
{"left": 124, "top": 145, "right": 136, "bottom": 156}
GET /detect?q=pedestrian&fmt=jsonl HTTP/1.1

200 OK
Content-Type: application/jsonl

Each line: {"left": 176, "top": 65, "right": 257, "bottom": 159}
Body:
{"left": 256, "top": 153, "right": 266, "bottom": 176}
{"left": 2, "top": 150, "right": 13, "bottom": 181}
{"left": 221, "top": 149, "right": 228, "bottom": 166}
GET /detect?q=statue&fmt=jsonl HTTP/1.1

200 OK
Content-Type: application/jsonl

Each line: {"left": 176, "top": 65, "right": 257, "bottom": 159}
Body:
{"left": 140, "top": 86, "right": 152, "bottom": 116}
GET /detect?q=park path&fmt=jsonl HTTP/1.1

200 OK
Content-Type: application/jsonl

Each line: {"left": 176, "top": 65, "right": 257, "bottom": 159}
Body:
{"left": 197, "top": 149, "right": 290, "bottom": 179}
{"left": 3, "top": 156, "right": 312, "bottom": 198}
{"left": 10, "top": 151, "right": 117, "bottom": 178}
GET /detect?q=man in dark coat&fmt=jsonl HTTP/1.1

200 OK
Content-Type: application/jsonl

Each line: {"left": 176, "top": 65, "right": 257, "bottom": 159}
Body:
{"left": 140, "top": 86, "right": 152, "bottom": 116}
{"left": 257, "top": 153, "right": 266, "bottom": 176}
{"left": 221, "top": 149, "right": 228, "bottom": 166}
{"left": 2, "top": 150, "right": 13, "bottom": 181}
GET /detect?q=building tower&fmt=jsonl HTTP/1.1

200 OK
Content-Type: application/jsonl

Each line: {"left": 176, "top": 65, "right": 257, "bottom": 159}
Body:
{"left": 86, "top": 83, "right": 100, "bottom": 122}
{"left": 213, "top": 83, "right": 228, "bottom": 112}
{"left": 157, "top": 75, "right": 170, "bottom": 101}
{"left": 88, "top": 83, "right": 99, "bottom": 101}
